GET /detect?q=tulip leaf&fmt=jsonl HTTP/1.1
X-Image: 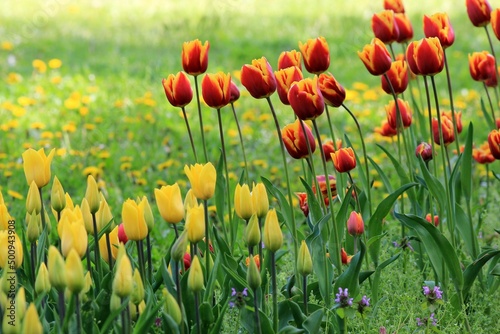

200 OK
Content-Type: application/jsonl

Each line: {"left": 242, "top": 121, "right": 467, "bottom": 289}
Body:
{"left": 133, "top": 297, "right": 164, "bottom": 334}
{"left": 303, "top": 308, "right": 324, "bottom": 334}
{"left": 100, "top": 297, "right": 129, "bottom": 333}
{"left": 454, "top": 203, "right": 477, "bottom": 259}
{"left": 306, "top": 224, "right": 333, "bottom": 307}
{"left": 280, "top": 326, "right": 306, "bottom": 334}
{"left": 333, "top": 242, "right": 365, "bottom": 299}
{"left": 371, "top": 253, "right": 400, "bottom": 304}
{"left": 240, "top": 306, "right": 274, "bottom": 334}
{"left": 261, "top": 176, "right": 293, "bottom": 236}
{"left": 369, "top": 156, "right": 393, "bottom": 194}
{"left": 367, "top": 183, "right": 416, "bottom": 266}
{"left": 480, "top": 98, "right": 496, "bottom": 129}
{"left": 490, "top": 264, "right": 500, "bottom": 276}
{"left": 299, "top": 177, "right": 323, "bottom": 226}
{"left": 416, "top": 156, "right": 446, "bottom": 215}
{"left": 209, "top": 302, "right": 230, "bottom": 334}
{"left": 460, "top": 123, "right": 473, "bottom": 203}
{"left": 278, "top": 300, "right": 306, "bottom": 329}
{"left": 463, "top": 249, "right": 500, "bottom": 297}
{"left": 161, "top": 313, "right": 181, "bottom": 334}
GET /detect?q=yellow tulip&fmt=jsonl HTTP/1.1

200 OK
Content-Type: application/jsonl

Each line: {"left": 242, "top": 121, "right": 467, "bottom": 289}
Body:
{"left": 35, "top": 262, "right": 51, "bottom": 295}
{"left": 297, "top": 240, "right": 313, "bottom": 276}
{"left": 234, "top": 183, "right": 253, "bottom": 220}
{"left": 251, "top": 182, "right": 269, "bottom": 218}
{"left": 23, "top": 303, "right": 43, "bottom": 334}
{"left": 60, "top": 214, "right": 87, "bottom": 258}
{"left": 122, "top": 199, "right": 148, "bottom": 241}
{"left": 163, "top": 288, "right": 182, "bottom": 325}
{"left": 0, "top": 203, "right": 12, "bottom": 231}
{"left": 0, "top": 231, "right": 23, "bottom": 269}
{"left": 184, "top": 163, "right": 216, "bottom": 200}
{"left": 131, "top": 268, "right": 145, "bottom": 305}
{"left": 183, "top": 189, "right": 198, "bottom": 211}
{"left": 96, "top": 195, "right": 113, "bottom": 233}
{"left": 81, "top": 198, "right": 94, "bottom": 234}
{"left": 113, "top": 246, "right": 133, "bottom": 298}
{"left": 85, "top": 175, "right": 100, "bottom": 214}
{"left": 65, "top": 249, "right": 85, "bottom": 294}
{"left": 48, "top": 246, "right": 66, "bottom": 291}
{"left": 187, "top": 255, "right": 204, "bottom": 292}
{"left": 50, "top": 176, "right": 66, "bottom": 214}
{"left": 99, "top": 225, "right": 119, "bottom": 264}
{"left": 155, "top": 183, "right": 184, "bottom": 223}
{"left": 185, "top": 204, "right": 205, "bottom": 244}
{"left": 26, "top": 181, "right": 41, "bottom": 214}
{"left": 263, "top": 209, "right": 283, "bottom": 252}
{"left": 22, "top": 148, "right": 55, "bottom": 188}
{"left": 245, "top": 214, "right": 260, "bottom": 248}
{"left": 139, "top": 196, "right": 154, "bottom": 231}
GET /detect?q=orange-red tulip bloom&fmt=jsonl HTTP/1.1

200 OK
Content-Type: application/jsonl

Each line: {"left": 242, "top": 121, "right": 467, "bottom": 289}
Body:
{"left": 372, "top": 10, "right": 399, "bottom": 44}
{"left": 425, "top": 214, "right": 439, "bottom": 227}
{"left": 468, "top": 51, "right": 496, "bottom": 82}
{"left": 162, "top": 72, "right": 193, "bottom": 108}
{"left": 415, "top": 142, "right": 433, "bottom": 162}
{"left": 423, "top": 13, "right": 455, "bottom": 48}
{"left": 432, "top": 117, "right": 455, "bottom": 146}
{"left": 385, "top": 98, "right": 412, "bottom": 129}
{"left": 347, "top": 211, "right": 364, "bottom": 236}
{"left": 358, "top": 38, "right": 392, "bottom": 76}
{"left": 275, "top": 66, "right": 303, "bottom": 105}
{"left": 394, "top": 13, "right": 414, "bottom": 43}
{"left": 488, "top": 129, "right": 500, "bottom": 159}
{"left": 381, "top": 60, "right": 408, "bottom": 95}
{"left": 296, "top": 192, "right": 309, "bottom": 217}
{"left": 288, "top": 77, "right": 325, "bottom": 120}
{"left": 491, "top": 9, "right": 500, "bottom": 40}
{"left": 318, "top": 73, "right": 346, "bottom": 107}
{"left": 408, "top": 37, "right": 444, "bottom": 76}
{"left": 229, "top": 81, "right": 240, "bottom": 103}
{"left": 298, "top": 37, "right": 330, "bottom": 74}
{"left": 466, "top": 0, "right": 492, "bottom": 27}
{"left": 473, "top": 143, "right": 495, "bottom": 164}
{"left": 181, "top": 39, "right": 209, "bottom": 76}
{"left": 240, "top": 57, "right": 277, "bottom": 99}
{"left": 341, "top": 248, "right": 353, "bottom": 265}
{"left": 278, "top": 50, "right": 302, "bottom": 71}
{"left": 312, "top": 174, "right": 337, "bottom": 206}
{"left": 442, "top": 111, "right": 462, "bottom": 134}
{"left": 383, "top": 0, "right": 404, "bottom": 13}
{"left": 331, "top": 147, "right": 356, "bottom": 173}
{"left": 281, "top": 119, "right": 316, "bottom": 159}
{"left": 375, "top": 120, "right": 398, "bottom": 137}
{"left": 201, "top": 72, "right": 231, "bottom": 109}
{"left": 322, "top": 139, "right": 342, "bottom": 162}
{"left": 405, "top": 41, "right": 421, "bottom": 76}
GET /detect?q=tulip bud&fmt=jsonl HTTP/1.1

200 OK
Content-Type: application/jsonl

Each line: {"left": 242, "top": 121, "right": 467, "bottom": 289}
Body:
{"left": 240, "top": 57, "right": 277, "bottom": 99}
{"left": 277, "top": 50, "right": 302, "bottom": 71}
{"left": 423, "top": 13, "right": 455, "bottom": 48}
{"left": 201, "top": 72, "right": 232, "bottom": 109}
{"left": 297, "top": 240, "right": 313, "bottom": 276}
{"left": 298, "top": 37, "right": 330, "bottom": 74}
{"left": 184, "top": 163, "right": 217, "bottom": 200}
{"left": 162, "top": 72, "right": 193, "bottom": 108}
{"left": 35, "top": 262, "right": 51, "bottom": 295}
{"left": 51, "top": 176, "right": 66, "bottom": 214}
{"left": 60, "top": 217, "right": 87, "bottom": 259}
{"left": 185, "top": 204, "right": 205, "bottom": 244}
{"left": 81, "top": 198, "right": 94, "bottom": 234}
{"left": 466, "top": 0, "right": 492, "bottom": 27}
{"left": 245, "top": 214, "right": 260, "bottom": 248}
{"left": 263, "top": 209, "right": 283, "bottom": 253}
{"left": 246, "top": 255, "right": 261, "bottom": 291}
{"left": 347, "top": 211, "right": 364, "bottom": 236}
{"left": 131, "top": 268, "right": 145, "bottom": 305}
{"left": 251, "top": 182, "right": 269, "bottom": 219}
{"left": 65, "top": 249, "right": 85, "bottom": 294}
{"left": 234, "top": 184, "right": 253, "bottom": 220}
{"left": 282, "top": 119, "right": 316, "bottom": 159}
{"left": 318, "top": 73, "right": 346, "bottom": 108}
{"left": 27, "top": 213, "right": 41, "bottom": 243}
{"left": 181, "top": 39, "right": 209, "bottom": 76}
{"left": 26, "top": 181, "right": 41, "bottom": 214}
{"left": 287, "top": 77, "right": 325, "bottom": 121}
{"left": 163, "top": 288, "right": 182, "bottom": 325}
{"left": 415, "top": 142, "right": 433, "bottom": 162}
{"left": 0, "top": 202, "right": 11, "bottom": 231}
{"left": 229, "top": 81, "right": 240, "bottom": 103}
{"left": 341, "top": 248, "right": 353, "bottom": 265}
{"left": 0, "top": 231, "right": 23, "bottom": 269}
{"left": 23, "top": 303, "right": 43, "bottom": 334}
{"left": 113, "top": 247, "right": 133, "bottom": 298}
{"left": 331, "top": 147, "right": 357, "bottom": 173}
{"left": 22, "top": 148, "right": 55, "bottom": 188}
{"left": 48, "top": 246, "right": 66, "bottom": 291}
{"left": 188, "top": 255, "right": 204, "bottom": 292}
{"left": 275, "top": 66, "right": 303, "bottom": 105}
{"left": 385, "top": 98, "right": 412, "bottom": 129}
{"left": 371, "top": 10, "right": 399, "bottom": 44}
{"left": 358, "top": 38, "right": 392, "bottom": 76}
{"left": 15, "top": 287, "right": 26, "bottom": 321}
{"left": 122, "top": 199, "right": 148, "bottom": 241}
{"left": 85, "top": 175, "right": 100, "bottom": 214}
{"left": 139, "top": 196, "right": 154, "bottom": 231}
{"left": 83, "top": 271, "right": 92, "bottom": 296}
{"left": 110, "top": 293, "right": 122, "bottom": 312}
{"left": 117, "top": 223, "right": 128, "bottom": 244}
{"left": 184, "top": 189, "right": 198, "bottom": 211}
{"left": 171, "top": 230, "right": 189, "bottom": 262}
{"left": 155, "top": 183, "right": 184, "bottom": 224}
{"left": 96, "top": 195, "right": 113, "bottom": 233}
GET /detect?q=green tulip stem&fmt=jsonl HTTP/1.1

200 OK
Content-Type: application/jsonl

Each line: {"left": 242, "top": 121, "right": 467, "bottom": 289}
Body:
{"left": 258, "top": 217, "right": 263, "bottom": 270}
{"left": 347, "top": 170, "right": 361, "bottom": 214}
{"left": 483, "top": 82, "right": 496, "bottom": 128}
{"left": 324, "top": 104, "right": 337, "bottom": 147}
{"left": 253, "top": 287, "right": 262, "bottom": 334}
{"left": 173, "top": 223, "right": 179, "bottom": 239}
{"left": 121, "top": 297, "right": 131, "bottom": 334}
{"left": 217, "top": 108, "right": 233, "bottom": 248}
{"left": 181, "top": 106, "right": 198, "bottom": 162}
{"left": 194, "top": 291, "right": 201, "bottom": 334}
{"left": 136, "top": 240, "right": 146, "bottom": 283}
{"left": 231, "top": 102, "right": 250, "bottom": 183}
{"left": 38, "top": 188, "right": 48, "bottom": 264}
{"left": 76, "top": 293, "right": 82, "bottom": 334}
{"left": 443, "top": 50, "right": 461, "bottom": 154}
{"left": 194, "top": 75, "right": 209, "bottom": 162}
{"left": 422, "top": 77, "right": 439, "bottom": 176}
{"left": 30, "top": 242, "right": 36, "bottom": 289}
{"left": 303, "top": 274, "right": 308, "bottom": 315}
{"left": 203, "top": 199, "right": 210, "bottom": 276}
{"left": 105, "top": 232, "right": 113, "bottom": 271}
{"left": 91, "top": 212, "right": 102, "bottom": 276}
{"left": 173, "top": 260, "right": 183, "bottom": 307}
{"left": 146, "top": 232, "right": 153, "bottom": 282}
{"left": 58, "top": 290, "right": 65, "bottom": 328}
{"left": 271, "top": 252, "right": 278, "bottom": 334}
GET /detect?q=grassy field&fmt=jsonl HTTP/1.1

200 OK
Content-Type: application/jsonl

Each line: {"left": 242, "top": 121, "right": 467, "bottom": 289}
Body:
{"left": 1, "top": 0, "right": 500, "bottom": 333}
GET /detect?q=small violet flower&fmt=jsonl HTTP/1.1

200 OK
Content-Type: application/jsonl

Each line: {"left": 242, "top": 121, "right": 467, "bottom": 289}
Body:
{"left": 229, "top": 287, "right": 248, "bottom": 308}
{"left": 335, "top": 287, "right": 353, "bottom": 307}
{"left": 416, "top": 313, "right": 437, "bottom": 327}
{"left": 423, "top": 285, "right": 443, "bottom": 303}
{"left": 357, "top": 295, "right": 370, "bottom": 315}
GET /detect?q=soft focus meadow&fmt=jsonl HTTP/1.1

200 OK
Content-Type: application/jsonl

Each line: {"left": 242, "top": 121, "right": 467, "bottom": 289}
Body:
{"left": 2, "top": 0, "right": 500, "bottom": 333}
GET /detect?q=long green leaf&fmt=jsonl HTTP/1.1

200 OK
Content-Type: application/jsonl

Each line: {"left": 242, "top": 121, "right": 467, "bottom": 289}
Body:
{"left": 300, "top": 177, "right": 323, "bottom": 226}
{"left": 303, "top": 309, "right": 324, "bottom": 334}
{"left": 454, "top": 203, "right": 477, "bottom": 259}
{"left": 262, "top": 176, "right": 293, "bottom": 234}
{"left": 372, "top": 254, "right": 400, "bottom": 304}
{"left": 416, "top": 157, "right": 446, "bottom": 214}
{"left": 463, "top": 249, "right": 500, "bottom": 297}
{"left": 333, "top": 242, "right": 365, "bottom": 298}
{"left": 480, "top": 98, "right": 495, "bottom": 129}
{"left": 369, "top": 156, "right": 393, "bottom": 194}
{"left": 461, "top": 123, "right": 473, "bottom": 203}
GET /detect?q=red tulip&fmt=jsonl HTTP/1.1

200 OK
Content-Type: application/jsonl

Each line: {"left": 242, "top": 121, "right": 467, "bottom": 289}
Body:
{"left": 468, "top": 51, "right": 496, "bottom": 82}
{"left": 381, "top": 60, "right": 408, "bottom": 95}
{"left": 375, "top": 120, "right": 398, "bottom": 137}
{"left": 491, "top": 8, "right": 500, "bottom": 40}
{"left": 466, "top": 0, "right": 492, "bottom": 27}
{"left": 394, "top": 13, "right": 414, "bottom": 43}
{"left": 432, "top": 117, "right": 455, "bottom": 146}
{"left": 331, "top": 147, "right": 356, "bottom": 173}
{"left": 181, "top": 39, "right": 209, "bottom": 76}
{"left": 296, "top": 192, "right": 309, "bottom": 217}
{"left": 347, "top": 211, "right": 364, "bottom": 236}
{"left": 358, "top": 38, "right": 393, "bottom": 76}
{"left": 405, "top": 41, "right": 421, "bottom": 75}
{"left": 287, "top": 77, "right": 325, "bottom": 120}
{"left": 442, "top": 111, "right": 462, "bottom": 134}
{"left": 240, "top": 57, "right": 277, "bottom": 99}
{"left": 229, "top": 81, "right": 240, "bottom": 103}
{"left": 371, "top": 10, "right": 399, "bottom": 44}
{"left": 312, "top": 174, "right": 337, "bottom": 206}
{"left": 298, "top": 37, "right": 330, "bottom": 74}
{"left": 281, "top": 119, "right": 316, "bottom": 159}
{"left": 275, "top": 66, "right": 303, "bottom": 105}
{"left": 201, "top": 72, "right": 231, "bottom": 109}
{"left": 415, "top": 142, "right": 433, "bottom": 162}
{"left": 341, "top": 248, "right": 353, "bottom": 265}
{"left": 278, "top": 50, "right": 302, "bottom": 71}
{"left": 473, "top": 142, "right": 495, "bottom": 164}
{"left": 409, "top": 38, "right": 445, "bottom": 76}
{"left": 425, "top": 214, "right": 439, "bottom": 227}
{"left": 162, "top": 72, "right": 193, "bottom": 108}
{"left": 322, "top": 139, "right": 342, "bottom": 162}
{"left": 117, "top": 223, "right": 128, "bottom": 244}
{"left": 318, "top": 73, "right": 346, "bottom": 107}
{"left": 383, "top": 0, "right": 404, "bottom": 13}
{"left": 385, "top": 98, "right": 412, "bottom": 129}
{"left": 423, "top": 13, "right": 455, "bottom": 48}
{"left": 488, "top": 129, "right": 500, "bottom": 159}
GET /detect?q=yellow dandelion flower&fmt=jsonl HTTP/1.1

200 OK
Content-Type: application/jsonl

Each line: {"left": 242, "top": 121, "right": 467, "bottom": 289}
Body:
{"left": 97, "top": 180, "right": 106, "bottom": 189}
{"left": 127, "top": 131, "right": 134, "bottom": 141}
{"left": 82, "top": 166, "right": 102, "bottom": 179}
{"left": 345, "top": 89, "right": 359, "bottom": 101}
{"left": 56, "top": 148, "right": 67, "bottom": 157}
{"left": 8, "top": 120, "right": 19, "bottom": 129}
{"left": 242, "top": 110, "right": 256, "bottom": 121}
{"left": 78, "top": 107, "right": 89, "bottom": 117}
{"left": 120, "top": 162, "right": 132, "bottom": 171}
{"left": 143, "top": 99, "right": 156, "bottom": 107}
{"left": 362, "top": 89, "right": 379, "bottom": 101}
{"left": 94, "top": 117, "right": 103, "bottom": 123}
{"left": 156, "top": 180, "right": 167, "bottom": 187}
{"left": 352, "top": 82, "right": 369, "bottom": 91}
{"left": 228, "top": 129, "right": 238, "bottom": 138}
{"left": 207, "top": 205, "right": 217, "bottom": 213}
{"left": 99, "top": 151, "right": 110, "bottom": 159}
{"left": 8, "top": 189, "right": 23, "bottom": 199}
{"left": 50, "top": 76, "right": 62, "bottom": 84}
{"left": 131, "top": 170, "right": 142, "bottom": 178}
{"left": 11, "top": 106, "right": 26, "bottom": 117}
{"left": 120, "top": 156, "right": 133, "bottom": 162}
{"left": 18, "top": 96, "right": 36, "bottom": 106}
{"left": 62, "top": 123, "right": 76, "bottom": 133}
{"left": 81, "top": 96, "right": 91, "bottom": 105}
{"left": 87, "top": 86, "right": 99, "bottom": 93}
{"left": 135, "top": 178, "right": 147, "bottom": 186}
{"left": 6, "top": 73, "right": 22, "bottom": 84}
{"left": 114, "top": 100, "right": 124, "bottom": 108}
{"left": 48, "top": 59, "right": 62, "bottom": 69}
{"left": 64, "top": 98, "right": 80, "bottom": 110}
{"left": 270, "top": 167, "right": 279, "bottom": 174}
{"left": 30, "top": 122, "right": 45, "bottom": 130}
{"left": 258, "top": 114, "right": 271, "bottom": 122}
{"left": 1, "top": 41, "right": 13, "bottom": 50}
{"left": 84, "top": 123, "right": 95, "bottom": 130}
{"left": 32, "top": 59, "right": 47, "bottom": 73}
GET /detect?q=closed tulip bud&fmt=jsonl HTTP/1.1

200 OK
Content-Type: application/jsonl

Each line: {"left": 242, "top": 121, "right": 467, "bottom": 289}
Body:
{"left": 131, "top": 268, "right": 144, "bottom": 305}
{"left": 15, "top": 287, "right": 26, "bottom": 320}
{"left": 64, "top": 192, "right": 75, "bottom": 211}
{"left": 65, "top": 249, "right": 85, "bottom": 294}
{"left": 81, "top": 198, "right": 94, "bottom": 234}
{"left": 381, "top": 60, "right": 408, "bottom": 95}
{"left": 83, "top": 271, "right": 92, "bottom": 295}
{"left": 139, "top": 196, "right": 154, "bottom": 231}
{"left": 122, "top": 199, "right": 148, "bottom": 241}
{"left": 278, "top": 50, "right": 302, "bottom": 71}
{"left": 426, "top": 214, "right": 440, "bottom": 227}
{"left": 234, "top": 184, "right": 253, "bottom": 220}
{"left": 22, "top": 148, "right": 55, "bottom": 188}
{"left": 358, "top": 38, "right": 392, "bottom": 76}
{"left": 51, "top": 176, "right": 66, "bottom": 214}
{"left": 347, "top": 211, "right": 364, "bottom": 236}
{"left": 117, "top": 223, "right": 128, "bottom": 244}
{"left": 229, "top": 81, "right": 240, "bottom": 103}
{"left": 188, "top": 255, "right": 204, "bottom": 292}
{"left": 341, "top": 248, "right": 353, "bottom": 265}
{"left": 110, "top": 293, "right": 121, "bottom": 312}
{"left": 35, "top": 262, "right": 51, "bottom": 295}
{"left": 171, "top": 230, "right": 189, "bottom": 262}
{"left": 185, "top": 204, "right": 205, "bottom": 244}
{"left": 394, "top": 13, "right": 413, "bottom": 43}
{"left": 432, "top": 117, "right": 455, "bottom": 146}
{"left": 184, "top": 163, "right": 216, "bottom": 200}
{"left": 85, "top": 175, "right": 100, "bottom": 214}
{"left": 297, "top": 240, "right": 313, "bottom": 276}
{"left": 27, "top": 213, "right": 41, "bottom": 243}
{"left": 163, "top": 288, "right": 182, "bottom": 325}
{"left": 201, "top": 72, "right": 232, "bottom": 109}
{"left": 275, "top": 66, "right": 303, "bottom": 105}
{"left": 246, "top": 254, "right": 261, "bottom": 291}
{"left": 466, "top": 0, "right": 492, "bottom": 27}
{"left": 263, "top": 209, "right": 283, "bottom": 252}
{"left": 383, "top": 0, "right": 404, "bottom": 13}
{"left": 469, "top": 51, "right": 496, "bottom": 82}
{"left": 282, "top": 119, "right": 316, "bottom": 159}
{"left": 413, "top": 38, "right": 444, "bottom": 76}
{"left": 473, "top": 143, "right": 496, "bottom": 164}
{"left": 0, "top": 231, "right": 23, "bottom": 269}
{"left": 371, "top": 10, "right": 399, "bottom": 44}
{"left": 415, "top": 142, "right": 433, "bottom": 162}
{"left": 184, "top": 189, "right": 198, "bottom": 211}
{"left": 99, "top": 225, "right": 119, "bottom": 264}
{"left": 245, "top": 214, "right": 260, "bottom": 248}
{"left": 385, "top": 98, "right": 412, "bottom": 129}
{"left": 318, "top": 73, "right": 346, "bottom": 108}
{"left": 288, "top": 77, "right": 325, "bottom": 120}
{"left": 181, "top": 39, "right": 209, "bottom": 76}
{"left": 23, "top": 303, "right": 43, "bottom": 334}
{"left": 60, "top": 217, "right": 87, "bottom": 258}
{"left": 162, "top": 72, "right": 193, "bottom": 108}
{"left": 96, "top": 195, "right": 114, "bottom": 233}
{"left": 331, "top": 147, "right": 356, "bottom": 173}
{"left": 423, "top": 13, "right": 455, "bottom": 48}
{"left": 48, "top": 246, "right": 66, "bottom": 291}
{"left": 251, "top": 182, "right": 269, "bottom": 219}
{"left": 492, "top": 9, "right": 500, "bottom": 40}
{"left": 0, "top": 203, "right": 11, "bottom": 231}
{"left": 155, "top": 183, "right": 184, "bottom": 224}
{"left": 298, "top": 37, "right": 330, "bottom": 74}
{"left": 113, "top": 248, "right": 133, "bottom": 298}
{"left": 26, "top": 181, "right": 41, "bottom": 214}
{"left": 241, "top": 57, "right": 277, "bottom": 99}
{"left": 488, "top": 129, "right": 500, "bottom": 159}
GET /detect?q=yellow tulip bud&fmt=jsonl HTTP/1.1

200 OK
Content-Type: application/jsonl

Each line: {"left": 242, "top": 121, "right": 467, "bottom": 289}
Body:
{"left": 244, "top": 214, "right": 260, "bottom": 248}
{"left": 15, "top": 287, "right": 26, "bottom": 320}
{"left": 139, "top": 196, "right": 154, "bottom": 231}
{"left": 22, "top": 303, "right": 43, "bottom": 334}
{"left": 26, "top": 181, "right": 41, "bottom": 215}
{"left": 85, "top": 175, "right": 100, "bottom": 214}
{"left": 0, "top": 203, "right": 11, "bottom": 231}
{"left": 113, "top": 248, "right": 133, "bottom": 298}
{"left": 246, "top": 254, "right": 261, "bottom": 290}
{"left": 129, "top": 299, "right": 146, "bottom": 321}
{"left": 131, "top": 268, "right": 144, "bottom": 305}
{"left": 2, "top": 306, "right": 20, "bottom": 333}
{"left": 0, "top": 231, "right": 23, "bottom": 269}
{"left": 82, "top": 271, "right": 92, "bottom": 296}
{"left": 50, "top": 176, "right": 66, "bottom": 214}
{"left": 155, "top": 183, "right": 184, "bottom": 224}
{"left": 110, "top": 293, "right": 121, "bottom": 312}
{"left": 184, "top": 163, "right": 216, "bottom": 200}
{"left": 122, "top": 199, "right": 148, "bottom": 241}
{"left": 297, "top": 240, "right": 313, "bottom": 276}
{"left": 65, "top": 249, "right": 85, "bottom": 294}
{"left": 185, "top": 204, "right": 205, "bottom": 244}
{"left": 183, "top": 189, "right": 198, "bottom": 211}
{"left": 234, "top": 184, "right": 253, "bottom": 220}
{"left": 96, "top": 195, "right": 113, "bottom": 233}
{"left": 263, "top": 209, "right": 283, "bottom": 253}
{"left": 35, "top": 262, "right": 51, "bottom": 295}
{"left": 251, "top": 182, "right": 269, "bottom": 219}
{"left": 48, "top": 246, "right": 66, "bottom": 291}
{"left": 60, "top": 216, "right": 87, "bottom": 258}
{"left": 81, "top": 198, "right": 94, "bottom": 234}
{"left": 171, "top": 230, "right": 189, "bottom": 262}
{"left": 188, "top": 255, "right": 204, "bottom": 292}
{"left": 22, "top": 148, "right": 55, "bottom": 188}
{"left": 26, "top": 213, "right": 41, "bottom": 244}
{"left": 99, "top": 225, "right": 119, "bottom": 264}
{"left": 64, "top": 192, "right": 75, "bottom": 211}
{"left": 163, "top": 288, "right": 182, "bottom": 325}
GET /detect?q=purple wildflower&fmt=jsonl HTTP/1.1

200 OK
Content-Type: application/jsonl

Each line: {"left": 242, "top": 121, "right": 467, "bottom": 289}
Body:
{"left": 357, "top": 295, "right": 370, "bottom": 314}
{"left": 423, "top": 285, "right": 443, "bottom": 303}
{"left": 335, "top": 287, "right": 353, "bottom": 307}
{"left": 417, "top": 313, "right": 437, "bottom": 327}
{"left": 229, "top": 287, "right": 249, "bottom": 308}
{"left": 393, "top": 239, "right": 414, "bottom": 251}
